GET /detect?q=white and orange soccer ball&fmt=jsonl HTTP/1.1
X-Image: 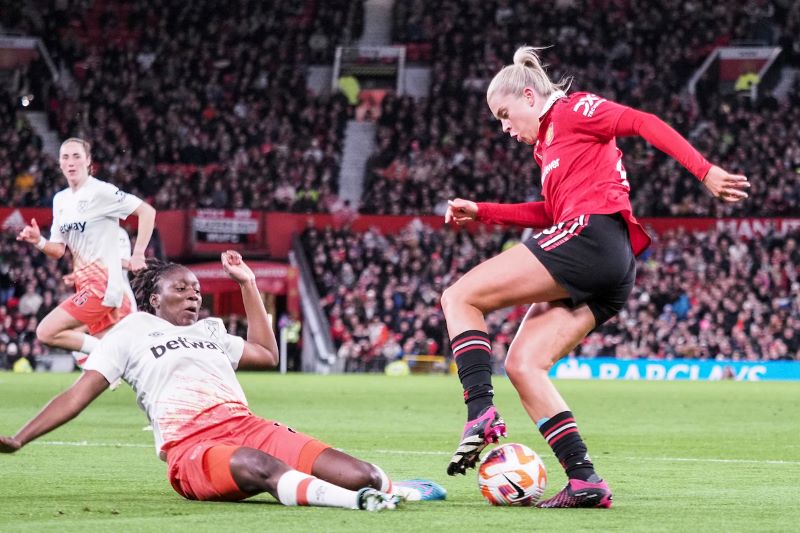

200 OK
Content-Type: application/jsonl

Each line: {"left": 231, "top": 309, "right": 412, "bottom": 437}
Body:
{"left": 477, "top": 443, "right": 548, "bottom": 506}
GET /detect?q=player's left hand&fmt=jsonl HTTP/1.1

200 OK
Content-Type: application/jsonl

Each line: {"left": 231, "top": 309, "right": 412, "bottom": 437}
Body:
{"left": 221, "top": 250, "right": 256, "bottom": 284}
{"left": 702, "top": 166, "right": 749, "bottom": 203}
{"left": 129, "top": 252, "right": 147, "bottom": 272}
{"left": 0, "top": 435, "right": 22, "bottom": 453}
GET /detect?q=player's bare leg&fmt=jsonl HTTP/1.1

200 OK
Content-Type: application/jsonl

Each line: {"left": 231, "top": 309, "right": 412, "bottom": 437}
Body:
{"left": 229, "top": 447, "right": 400, "bottom": 511}
{"left": 441, "top": 244, "right": 569, "bottom": 475}
{"left": 37, "top": 307, "right": 101, "bottom": 353}
{"left": 310, "top": 448, "right": 446, "bottom": 501}
{"left": 505, "top": 301, "right": 612, "bottom": 508}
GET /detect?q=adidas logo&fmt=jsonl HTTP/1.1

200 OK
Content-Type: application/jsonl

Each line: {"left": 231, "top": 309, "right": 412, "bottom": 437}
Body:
{"left": 1, "top": 209, "right": 26, "bottom": 232}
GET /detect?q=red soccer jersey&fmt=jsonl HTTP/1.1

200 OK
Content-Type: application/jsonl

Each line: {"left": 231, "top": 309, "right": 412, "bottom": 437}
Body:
{"left": 535, "top": 91, "right": 653, "bottom": 254}
{"left": 477, "top": 91, "right": 712, "bottom": 256}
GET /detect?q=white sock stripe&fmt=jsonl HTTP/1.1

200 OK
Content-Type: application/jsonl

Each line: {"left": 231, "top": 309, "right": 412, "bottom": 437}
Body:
{"left": 544, "top": 422, "right": 577, "bottom": 442}
{"left": 276, "top": 470, "right": 311, "bottom": 506}
{"left": 453, "top": 340, "right": 492, "bottom": 354}
{"left": 452, "top": 339, "right": 491, "bottom": 353}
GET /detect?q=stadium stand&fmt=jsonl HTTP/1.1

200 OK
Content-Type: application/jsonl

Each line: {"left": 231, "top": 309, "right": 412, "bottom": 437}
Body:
{"left": 303, "top": 222, "right": 799, "bottom": 370}
{"left": 1, "top": 0, "right": 362, "bottom": 213}
{"left": 360, "top": 0, "right": 800, "bottom": 217}
{"left": 1, "top": 0, "right": 797, "bottom": 370}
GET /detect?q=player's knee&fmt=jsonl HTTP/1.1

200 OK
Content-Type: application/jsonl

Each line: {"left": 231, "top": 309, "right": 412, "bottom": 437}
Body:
{"left": 35, "top": 321, "right": 57, "bottom": 345}
{"left": 341, "top": 460, "right": 381, "bottom": 490}
{"left": 229, "top": 448, "right": 283, "bottom": 494}
{"left": 504, "top": 344, "right": 549, "bottom": 383}
{"left": 441, "top": 284, "right": 473, "bottom": 315}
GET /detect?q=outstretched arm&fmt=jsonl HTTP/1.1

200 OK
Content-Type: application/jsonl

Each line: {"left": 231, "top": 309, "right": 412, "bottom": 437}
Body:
{"left": 0, "top": 370, "right": 109, "bottom": 453}
{"left": 445, "top": 198, "right": 552, "bottom": 228}
{"left": 220, "top": 250, "right": 279, "bottom": 369}
{"left": 615, "top": 108, "right": 749, "bottom": 203}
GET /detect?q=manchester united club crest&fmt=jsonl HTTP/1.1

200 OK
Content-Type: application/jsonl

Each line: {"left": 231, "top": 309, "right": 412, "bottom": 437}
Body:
{"left": 545, "top": 124, "right": 554, "bottom": 145}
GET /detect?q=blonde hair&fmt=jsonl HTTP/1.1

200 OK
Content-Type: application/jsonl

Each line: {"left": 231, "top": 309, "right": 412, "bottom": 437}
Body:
{"left": 487, "top": 46, "right": 571, "bottom": 102}
{"left": 60, "top": 137, "right": 92, "bottom": 159}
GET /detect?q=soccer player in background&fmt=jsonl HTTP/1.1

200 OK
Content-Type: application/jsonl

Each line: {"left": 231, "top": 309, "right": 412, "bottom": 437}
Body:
{"left": 16, "top": 137, "right": 156, "bottom": 357}
{"left": 0, "top": 251, "right": 445, "bottom": 510}
{"left": 442, "top": 46, "right": 750, "bottom": 507}
{"left": 65, "top": 225, "right": 139, "bottom": 368}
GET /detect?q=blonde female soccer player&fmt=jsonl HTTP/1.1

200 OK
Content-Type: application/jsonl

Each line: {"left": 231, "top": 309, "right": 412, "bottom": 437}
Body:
{"left": 442, "top": 46, "right": 749, "bottom": 507}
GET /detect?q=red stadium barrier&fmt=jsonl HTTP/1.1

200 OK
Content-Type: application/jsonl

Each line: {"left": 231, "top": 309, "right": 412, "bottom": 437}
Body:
{"left": 2, "top": 207, "right": 797, "bottom": 260}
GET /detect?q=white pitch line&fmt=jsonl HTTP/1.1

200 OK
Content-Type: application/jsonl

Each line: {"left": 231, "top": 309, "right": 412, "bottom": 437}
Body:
{"left": 35, "top": 440, "right": 151, "bottom": 448}
{"left": 32, "top": 441, "right": 800, "bottom": 465}
{"left": 361, "top": 449, "right": 800, "bottom": 466}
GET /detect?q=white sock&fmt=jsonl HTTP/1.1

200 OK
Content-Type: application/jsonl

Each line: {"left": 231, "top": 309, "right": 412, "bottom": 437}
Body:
{"left": 276, "top": 470, "right": 359, "bottom": 509}
{"left": 80, "top": 334, "right": 100, "bottom": 354}
{"left": 71, "top": 351, "right": 89, "bottom": 368}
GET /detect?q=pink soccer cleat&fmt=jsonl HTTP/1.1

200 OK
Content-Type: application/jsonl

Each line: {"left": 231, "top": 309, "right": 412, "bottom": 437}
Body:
{"left": 537, "top": 477, "right": 613, "bottom": 508}
{"left": 447, "top": 405, "right": 507, "bottom": 476}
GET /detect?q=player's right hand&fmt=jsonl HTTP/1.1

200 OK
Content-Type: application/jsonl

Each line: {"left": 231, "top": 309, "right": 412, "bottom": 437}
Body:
{"left": 0, "top": 435, "right": 22, "bottom": 453}
{"left": 63, "top": 273, "right": 76, "bottom": 286}
{"left": 445, "top": 198, "right": 479, "bottom": 225}
{"left": 221, "top": 250, "right": 256, "bottom": 284}
{"left": 16, "top": 218, "right": 41, "bottom": 244}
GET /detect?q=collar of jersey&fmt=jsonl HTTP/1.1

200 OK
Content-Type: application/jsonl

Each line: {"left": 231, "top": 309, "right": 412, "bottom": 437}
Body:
{"left": 539, "top": 90, "right": 566, "bottom": 118}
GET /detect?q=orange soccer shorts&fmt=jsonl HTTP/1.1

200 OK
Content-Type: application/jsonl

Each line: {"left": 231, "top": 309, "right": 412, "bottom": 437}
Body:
{"left": 60, "top": 281, "right": 132, "bottom": 335}
{"left": 165, "top": 414, "right": 331, "bottom": 501}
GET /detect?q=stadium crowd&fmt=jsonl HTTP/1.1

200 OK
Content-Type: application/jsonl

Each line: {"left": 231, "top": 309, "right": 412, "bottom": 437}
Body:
{"left": 1, "top": 1, "right": 798, "bottom": 371}
{"left": 0, "top": 232, "right": 73, "bottom": 370}
{"left": 2, "top": 0, "right": 361, "bottom": 213}
{"left": 3, "top": 1, "right": 798, "bottom": 217}
{"left": 361, "top": 0, "right": 800, "bottom": 217}
{"left": 302, "top": 221, "right": 799, "bottom": 372}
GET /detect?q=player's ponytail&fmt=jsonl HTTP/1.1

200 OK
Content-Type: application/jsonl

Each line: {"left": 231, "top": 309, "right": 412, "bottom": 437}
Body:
{"left": 487, "top": 46, "right": 571, "bottom": 102}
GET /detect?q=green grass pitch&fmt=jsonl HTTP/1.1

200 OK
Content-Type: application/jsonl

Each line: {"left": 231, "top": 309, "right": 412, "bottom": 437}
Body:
{"left": 1, "top": 372, "right": 798, "bottom": 532}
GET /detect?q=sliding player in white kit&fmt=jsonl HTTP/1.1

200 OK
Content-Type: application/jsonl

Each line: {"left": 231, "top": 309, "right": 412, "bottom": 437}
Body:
{"left": 0, "top": 251, "right": 445, "bottom": 510}
{"left": 16, "top": 137, "right": 156, "bottom": 356}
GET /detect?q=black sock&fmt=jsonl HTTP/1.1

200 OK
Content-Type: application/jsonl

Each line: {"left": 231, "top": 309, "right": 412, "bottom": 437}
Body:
{"left": 451, "top": 330, "right": 494, "bottom": 420}
{"left": 538, "top": 411, "right": 597, "bottom": 481}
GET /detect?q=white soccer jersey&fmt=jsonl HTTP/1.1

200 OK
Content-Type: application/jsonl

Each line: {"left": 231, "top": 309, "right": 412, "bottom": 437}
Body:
{"left": 84, "top": 312, "right": 247, "bottom": 460}
{"left": 49, "top": 177, "right": 142, "bottom": 308}
{"left": 117, "top": 226, "right": 137, "bottom": 311}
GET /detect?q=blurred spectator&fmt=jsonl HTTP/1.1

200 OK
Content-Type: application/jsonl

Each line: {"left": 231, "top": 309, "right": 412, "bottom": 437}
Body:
{"left": 2, "top": 1, "right": 363, "bottom": 213}
{"left": 303, "top": 221, "right": 800, "bottom": 370}
{"left": 361, "top": 0, "right": 800, "bottom": 217}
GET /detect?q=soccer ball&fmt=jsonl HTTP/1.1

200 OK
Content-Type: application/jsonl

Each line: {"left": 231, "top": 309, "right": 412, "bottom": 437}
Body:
{"left": 477, "top": 443, "right": 547, "bottom": 506}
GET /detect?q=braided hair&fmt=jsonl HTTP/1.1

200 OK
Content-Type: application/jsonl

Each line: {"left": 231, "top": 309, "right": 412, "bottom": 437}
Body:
{"left": 131, "top": 258, "right": 184, "bottom": 314}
